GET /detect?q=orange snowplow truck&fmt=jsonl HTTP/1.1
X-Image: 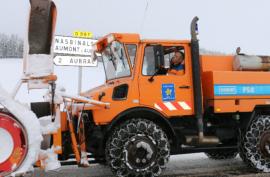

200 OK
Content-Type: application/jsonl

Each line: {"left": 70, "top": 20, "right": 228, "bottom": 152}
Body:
{"left": 65, "top": 17, "right": 270, "bottom": 176}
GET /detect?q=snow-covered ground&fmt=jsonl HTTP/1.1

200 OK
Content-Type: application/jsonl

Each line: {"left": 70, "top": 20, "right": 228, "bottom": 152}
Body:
{"left": 26, "top": 154, "right": 262, "bottom": 177}
{"left": 0, "top": 59, "right": 105, "bottom": 103}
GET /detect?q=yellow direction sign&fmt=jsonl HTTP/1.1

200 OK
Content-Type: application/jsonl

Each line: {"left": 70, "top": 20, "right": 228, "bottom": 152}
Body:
{"left": 73, "top": 31, "right": 93, "bottom": 38}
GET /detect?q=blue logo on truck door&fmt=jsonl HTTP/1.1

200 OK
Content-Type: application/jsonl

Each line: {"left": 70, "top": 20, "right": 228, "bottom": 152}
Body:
{"left": 214, "top": 84, "right": 270, "bottom": 96}
{"left": 162, "top": 84, "right": 175, "bottom": 101}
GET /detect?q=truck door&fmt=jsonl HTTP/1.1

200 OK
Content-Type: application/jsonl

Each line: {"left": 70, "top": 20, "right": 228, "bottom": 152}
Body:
{"left": 138, "top": 44, "right": 194, "bottom": 116}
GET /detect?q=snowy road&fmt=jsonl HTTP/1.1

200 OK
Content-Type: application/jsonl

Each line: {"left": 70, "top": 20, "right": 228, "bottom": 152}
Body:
{"left": 25, "top": 153, "right": 268, "bottom": 177}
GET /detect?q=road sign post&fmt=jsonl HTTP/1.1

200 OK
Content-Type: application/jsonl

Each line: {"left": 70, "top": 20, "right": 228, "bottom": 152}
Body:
{"left": 53, "top": 35, "right": 97, "bottom": 94}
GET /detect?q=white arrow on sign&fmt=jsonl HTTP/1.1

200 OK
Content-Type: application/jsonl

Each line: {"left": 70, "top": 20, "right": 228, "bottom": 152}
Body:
{"left": 53, "top": 56, "right": 97, "bottom": 67}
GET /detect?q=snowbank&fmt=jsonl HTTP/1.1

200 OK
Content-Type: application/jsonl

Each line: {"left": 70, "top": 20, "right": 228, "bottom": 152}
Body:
{"left": 0, "top": 85, "right": 43, "bottom": 176}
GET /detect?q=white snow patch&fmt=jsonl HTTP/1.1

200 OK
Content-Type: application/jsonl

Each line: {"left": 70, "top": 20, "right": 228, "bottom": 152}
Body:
{"left": 0, "top": 85, "right": 43, "bottom": 176}
{"left": 24, "top": 54, "right": 53, "bottom": 77}
{"left": 39, "top": 146, "right": 61, "bottom": 172}
{"left": 39, "top": 116, "right": 60, "bottom": 135}
{"left": 80, "top": 151, "right": 90, "bottom": 167}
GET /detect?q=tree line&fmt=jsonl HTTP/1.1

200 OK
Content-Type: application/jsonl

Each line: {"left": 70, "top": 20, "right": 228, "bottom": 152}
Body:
{"left": 0, "top": 33, "right": 23, "bottom": 58}
{"left": 0, "top": 33, "right": 227, "bottom": 59}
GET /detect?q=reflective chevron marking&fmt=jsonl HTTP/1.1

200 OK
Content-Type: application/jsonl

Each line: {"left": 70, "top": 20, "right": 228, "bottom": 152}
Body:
{"left": 154, "top": 101, "right": 191, "bottom": 111}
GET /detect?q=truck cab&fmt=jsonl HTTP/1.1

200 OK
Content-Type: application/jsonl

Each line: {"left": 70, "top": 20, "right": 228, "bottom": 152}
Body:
{"left": 82, "top": 34, "right": 195, "bottom": 122}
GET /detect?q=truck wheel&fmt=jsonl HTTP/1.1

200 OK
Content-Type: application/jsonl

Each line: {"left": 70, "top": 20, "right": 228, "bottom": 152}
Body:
{"left": 0, "top": 112, "right": 28, "bottom": 177}
{"left": 106, "top": 119, "right": 170, "bottom": 177}
{"left": 243, "top": 115, "right": 270, "bottom": 172}
{"left": 205, "top": 150, "right": 238, "bottom": 160}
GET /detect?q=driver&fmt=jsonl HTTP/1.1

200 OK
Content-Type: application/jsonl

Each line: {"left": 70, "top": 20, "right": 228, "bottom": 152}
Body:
{"left": 168, "top": 51, "right": 185, "bottom": 75}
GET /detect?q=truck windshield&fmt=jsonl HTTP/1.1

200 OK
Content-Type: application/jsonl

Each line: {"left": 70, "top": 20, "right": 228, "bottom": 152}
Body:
{"left": 101, "top": 41, "right": 131, "bottom": 80}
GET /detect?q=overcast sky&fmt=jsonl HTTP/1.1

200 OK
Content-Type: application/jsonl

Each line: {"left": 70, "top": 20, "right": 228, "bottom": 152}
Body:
{"left": 1, "top": 0, "right": 270, "bottom": 55}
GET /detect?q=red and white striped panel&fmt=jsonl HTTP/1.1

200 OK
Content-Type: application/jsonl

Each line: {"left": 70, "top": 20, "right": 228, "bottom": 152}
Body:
{"left": 154, "top": 101, "right": 191, "bottom": 111}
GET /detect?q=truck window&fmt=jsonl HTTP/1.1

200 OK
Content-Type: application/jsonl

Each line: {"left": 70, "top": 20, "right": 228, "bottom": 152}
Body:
{"left": 166, "top": 47, "right": 185, "bottom": 76}
{"left": 142, "top": 46, "right": 156, "bottom": 75}
{"left": 126, "top": 44, "right": 137, "bottom": 68}
{"left": 101, "top": 41, "right": 131, "bottom": 80}
{"left": 142, "top": 45, "right": 185, "bottom": 76}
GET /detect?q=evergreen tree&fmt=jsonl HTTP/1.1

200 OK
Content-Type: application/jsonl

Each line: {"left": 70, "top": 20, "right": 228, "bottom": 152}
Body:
{"left": 0, "top": 33, "right": 23, "bottom": 59}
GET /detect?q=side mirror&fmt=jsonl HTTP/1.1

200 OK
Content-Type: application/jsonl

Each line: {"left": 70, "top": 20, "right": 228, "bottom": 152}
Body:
{"left": 153, "top": 45, "right": 164, "bottom": 69}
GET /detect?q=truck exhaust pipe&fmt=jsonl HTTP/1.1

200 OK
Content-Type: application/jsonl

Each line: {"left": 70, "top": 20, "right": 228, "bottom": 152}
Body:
{"left": 190, "top": 16, "right": 204, "bottom": 138}
{"left": 190, "top": 16, "right": 219, "bottom": 144}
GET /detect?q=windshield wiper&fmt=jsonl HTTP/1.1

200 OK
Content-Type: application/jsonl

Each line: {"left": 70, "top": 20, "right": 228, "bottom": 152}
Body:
{"left": 108, "top": 47, "right": 117, "bottom": 70}
{"left": 120, "top": 48, "right": 126, "bottom": 69}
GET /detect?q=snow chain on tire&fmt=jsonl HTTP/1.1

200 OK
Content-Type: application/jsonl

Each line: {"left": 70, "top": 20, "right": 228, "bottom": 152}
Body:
{"left": 242, "top": 115, "right": 270, "bottom": 172}
{"left": 205, "top": 150, "right": 238, "bottom": 160}
{"left": 106, "top": 118, "right": 170, "bottom": 177}
{"left": 239, "top": 132, "right": 249, "bottom": 164}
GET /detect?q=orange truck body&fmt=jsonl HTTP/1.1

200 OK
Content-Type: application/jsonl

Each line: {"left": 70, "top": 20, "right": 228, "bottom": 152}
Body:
{"left": 81, "top": 33, "right": 270, "bottom": 125}
{"left": 53, "top": 32, "right": 270, "bottom": 177}
{"left": 201, "top": 55, "right": 270, "bottom": 113}
{"left": 82, "top": 34, "right": 194, "bottom": 124}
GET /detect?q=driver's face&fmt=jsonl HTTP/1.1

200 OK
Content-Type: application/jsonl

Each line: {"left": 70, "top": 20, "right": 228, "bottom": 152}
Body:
{"left": 172, "top": 52, "right": 183, "bottom": 65}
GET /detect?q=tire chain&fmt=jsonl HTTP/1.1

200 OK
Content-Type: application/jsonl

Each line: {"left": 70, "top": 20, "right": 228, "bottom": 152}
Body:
{"left": 243, "top": 115, "right": 270, "bottom": 172}
{"left": 105, "top": 119, "right": 170, "bottom": 177}
{"left": 239, "top": 131, "right": 250, "bottom": 165}
{"left": 205, "top": 150, "right": 238, "bottom": 160}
